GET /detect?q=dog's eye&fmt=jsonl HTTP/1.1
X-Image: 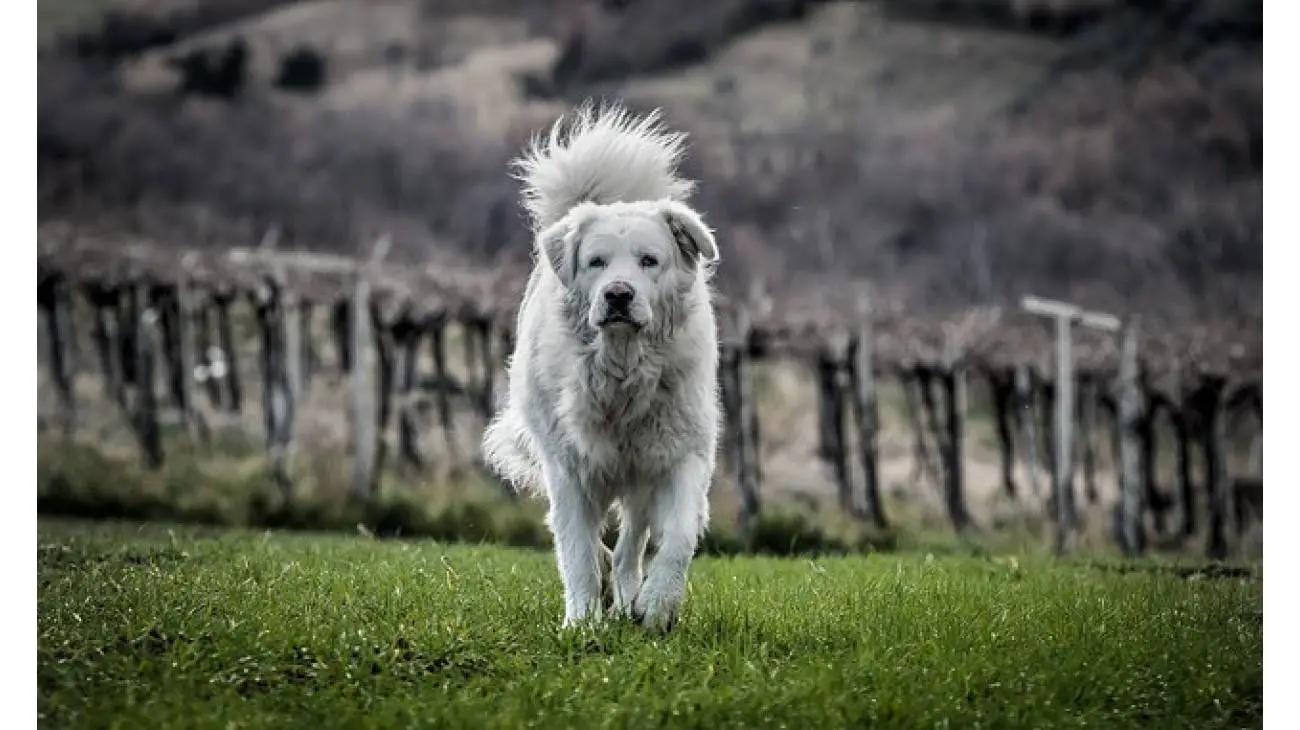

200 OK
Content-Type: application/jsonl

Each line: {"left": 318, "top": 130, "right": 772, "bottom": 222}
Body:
{"left": 639, "top": 255, "right": 659, "bottom": 268}
{"left": 588, "top": 256, "right": 606, "bottom": 269}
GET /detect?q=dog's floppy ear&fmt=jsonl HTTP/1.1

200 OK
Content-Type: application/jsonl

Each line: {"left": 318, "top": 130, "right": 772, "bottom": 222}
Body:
{"left": 536, "top": 206, "right": 596, "bottom": 286}
{"left": 659, "top": 201, "right": 719, "bottom": 266}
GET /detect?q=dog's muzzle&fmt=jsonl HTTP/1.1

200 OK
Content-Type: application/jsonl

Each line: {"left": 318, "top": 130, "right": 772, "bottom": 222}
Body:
{"left": 596, "top": 281, "right": 643, "bottom": 329}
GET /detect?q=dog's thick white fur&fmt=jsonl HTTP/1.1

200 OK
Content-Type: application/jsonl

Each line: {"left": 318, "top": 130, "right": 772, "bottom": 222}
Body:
{"left": 482, "top": 102, "right": 722, "bottom": 632}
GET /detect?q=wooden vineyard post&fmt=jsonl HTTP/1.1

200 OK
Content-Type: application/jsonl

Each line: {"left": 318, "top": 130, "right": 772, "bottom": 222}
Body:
{"left": 176, "top": 257, "right": 202, "bottom": 442}
{"left": 153, "top": 286, "right": 186, "bottom": 431}
{"left": 428, "top": 315, "right": 458, "bottom": 460}
{"left": 283, "top": 286, "right": 305, "bottom": 405}
{"left": 1201, "top": 377, "right": 1232, "bottom": 559}
{"left": 477, "top": 319, "right": 496, "bottom": 421}
{"left": 730, "top": 305, "right": 761, "bottom": 533}
{"left": 94, "top": 287, "right": 123, "bottom": 405}
{"left": 1054, "top": 311, "right": 1076, "bottom": 542}
{"left": 816, "top": 347, "right": 851, "bottom": 517}
{"left": 194, "top": 294, "right": 225, "bottom": 411}
{"left": 1136, "top": 387, "right": 1165, "bottom": 538}
{"left": 117, "top": 281, "right": 139, "bottom": 391}
{"left": 332, "top": 300, "right": 351, "bottom": 375}
{"left": 297, "top": 302, "right": 315, "bottom": 396}
{"left": 1173, "top": 370, "right": 1196, "bottom": 538}
{"left": 849, "top": 284, "right": 887, "bottom": 528}
{"left": 38, "top": 273, "right": 77, "bottom": 437}
{"left": 88, "top": 284, "right": 128, "bottom": 410}
{"left": 349, "top": 260, "right": 376, "bottom": 500}
{"left": 1020, "top": 295, "right": 1120, "bottom": 556}
{"left": 463, "top": 320, "right": 482, "bottom": 417}
{"left": 255, "top": 270, "right": 296, "bottom": 499}
{"left": 372, "top": 311, "right": 397, "bottom": 484}
{"left": 394, "top": 318, "right": 427, "bottom": 472}
{"left": 988, "top": 369, "right": 1018, "bottom": 499}
{"left": 56, "top": 274, "right": 78, "bottom": 436}
{"left": 212, "top": 289, "right": 244, "bottom": 413}
{"left": 719, "top": 345, "right": 739, "bottom": 469}
{"left": 349, "top": 236, "right": 390, "bottom": 501}
{"left": 132, "top": 280, "right": 164, "bottom": 469}
{"left": 1014, "top": 365, "right": 1043, "bottom": 498}
{"left": 939, "top": 331, "right": 971, "bottom": 534}
{"left": 1078, "top": 374, "right": 1099, "bottom": 505}
{"left": 1116, "top": 316, "right": 1144, "bottom": 556}
{"left": 1038, "top": 383, "right": 1057, "bottom": 494}
{"left": 902, "top": 369, "right": 942, "bottom": 493}
{"left": 247, "top": 234, "right": 297, "bottom": 497}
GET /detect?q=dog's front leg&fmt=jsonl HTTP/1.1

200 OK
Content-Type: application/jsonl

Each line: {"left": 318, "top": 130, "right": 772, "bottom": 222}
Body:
{"left": 544, "top": 466, "right": 606, "bottom": 628}
{"left": 634, "top": 455, "right": 710, "bottom": 634}
{"left": 611, "top": 496, "right": 651, "bottom": 617}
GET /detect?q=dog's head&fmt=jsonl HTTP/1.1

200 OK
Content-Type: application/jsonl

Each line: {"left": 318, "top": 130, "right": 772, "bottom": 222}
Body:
{"left": 537, "top": 199, "right": 718, "bottom": 337}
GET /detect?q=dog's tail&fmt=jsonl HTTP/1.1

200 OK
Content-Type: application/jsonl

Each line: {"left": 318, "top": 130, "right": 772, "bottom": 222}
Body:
{"left": 512, "top": 100, "right": 696, "bottom": 232}
{"left": 481, "top": 407, "right": 544, "bottom": 496}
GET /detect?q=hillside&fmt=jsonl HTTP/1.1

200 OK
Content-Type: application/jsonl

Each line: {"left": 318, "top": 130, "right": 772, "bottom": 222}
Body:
{"left": 38, "top": 0, "right": 1262, "bottom": 321}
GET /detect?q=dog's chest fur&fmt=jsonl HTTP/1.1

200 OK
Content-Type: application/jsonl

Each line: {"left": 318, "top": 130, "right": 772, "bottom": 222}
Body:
{"left": 562, "top": 340, "right": 699, "bottom": 488}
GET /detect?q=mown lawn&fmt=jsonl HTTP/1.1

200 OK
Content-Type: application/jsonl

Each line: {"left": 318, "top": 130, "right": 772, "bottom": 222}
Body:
{"left": 37, "top": 518, "right": 1262, "bottom": 729}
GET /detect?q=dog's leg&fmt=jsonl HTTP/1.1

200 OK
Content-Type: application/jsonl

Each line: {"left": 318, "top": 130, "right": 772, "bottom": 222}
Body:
{"left": 634, "top": 455, "right": 710, "bottom": 634}
{"left": 611, "top": 496, "right": 651, "bottom": 617}
{"left": 544, "top": 466, "right": 607, "bottom": 628}
{"left": 599, "top": 541, "right": 615, "bottom": 613}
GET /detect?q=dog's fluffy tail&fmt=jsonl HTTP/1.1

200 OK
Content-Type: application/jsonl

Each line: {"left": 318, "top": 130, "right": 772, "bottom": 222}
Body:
{"left": 481, "top": 407, "right": 544, "bottom": 496}
{"left": 512, "top": 100, "right": 696, "bottom": 232}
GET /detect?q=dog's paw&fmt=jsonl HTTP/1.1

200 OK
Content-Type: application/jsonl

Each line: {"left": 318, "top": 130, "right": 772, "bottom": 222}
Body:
{"left": 560, "top": 611, "right": 607, "bottom": 632}
{"left": 562, "top": 594, "right": 610, "bottom": 632}
{"left": 631, "top": 580, "right": 682, "bottom": 634}
{"left": 610, "top": 572, "right": 642, "bottom": 618}
{"left": 610, "top": 590, "right": 638, "bottom": 620}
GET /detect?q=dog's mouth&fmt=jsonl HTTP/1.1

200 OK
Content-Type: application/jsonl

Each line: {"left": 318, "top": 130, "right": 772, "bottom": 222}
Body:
{"left": 596, "top": 313, "right": 644, "bottom": 331}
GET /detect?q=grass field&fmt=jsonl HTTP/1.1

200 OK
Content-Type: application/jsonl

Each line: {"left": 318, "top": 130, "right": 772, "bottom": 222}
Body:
{"left": 38, "top": 518, "right": 1262, "bottom": 729}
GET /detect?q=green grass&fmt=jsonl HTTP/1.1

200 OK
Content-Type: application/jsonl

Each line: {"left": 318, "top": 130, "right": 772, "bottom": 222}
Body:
{"left": 38, "top": 518, "right": 1262, "bottom": 729}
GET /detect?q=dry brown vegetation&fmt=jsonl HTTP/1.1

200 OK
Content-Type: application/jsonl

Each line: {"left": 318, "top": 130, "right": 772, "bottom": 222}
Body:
{"left": 39, "top": 0, "right": 1261, "bottom": 322}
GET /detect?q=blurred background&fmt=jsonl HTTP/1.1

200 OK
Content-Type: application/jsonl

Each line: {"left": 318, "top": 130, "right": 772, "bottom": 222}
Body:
{"left": 37, "top": 0, "right": 1263, "bottom": 559}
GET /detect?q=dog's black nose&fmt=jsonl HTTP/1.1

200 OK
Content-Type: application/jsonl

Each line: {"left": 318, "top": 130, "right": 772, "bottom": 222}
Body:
{"left": 603, "top": 282, "right": 635, "bottom": 310}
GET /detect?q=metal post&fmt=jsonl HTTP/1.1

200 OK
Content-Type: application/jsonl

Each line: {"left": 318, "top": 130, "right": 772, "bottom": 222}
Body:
{"left": 1020, "top": 295, "right": 1120, "bottom": 556}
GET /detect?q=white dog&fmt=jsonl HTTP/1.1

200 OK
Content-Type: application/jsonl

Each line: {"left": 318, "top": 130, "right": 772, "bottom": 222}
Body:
{"left": 482, "top": 102, "right": 722, "bottom": 633}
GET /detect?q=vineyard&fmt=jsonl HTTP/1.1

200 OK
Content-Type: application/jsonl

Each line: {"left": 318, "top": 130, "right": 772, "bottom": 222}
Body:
{"left": 37, "top": 0, "right": 1262, "bottom": 559}
{"left": 37, "top": 223, "right": 1262, "bottom": 559}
